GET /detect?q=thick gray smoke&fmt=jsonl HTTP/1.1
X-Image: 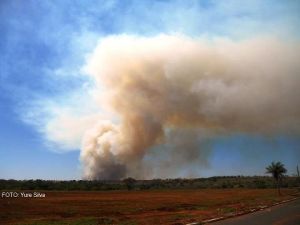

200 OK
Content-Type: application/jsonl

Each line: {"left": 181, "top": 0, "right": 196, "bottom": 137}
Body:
{"left": 80, "top": 35, "right": 300, "bottom": 180}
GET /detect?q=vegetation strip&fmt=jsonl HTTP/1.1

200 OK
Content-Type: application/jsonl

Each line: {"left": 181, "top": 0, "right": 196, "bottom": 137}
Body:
{"left": 1, "top": 176, "right": 299, "bottom": 191}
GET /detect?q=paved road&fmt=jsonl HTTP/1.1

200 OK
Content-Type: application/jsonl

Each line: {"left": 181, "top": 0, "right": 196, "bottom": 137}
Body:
{"left": 210, "top": 198, "right": 300, "bottom": 225}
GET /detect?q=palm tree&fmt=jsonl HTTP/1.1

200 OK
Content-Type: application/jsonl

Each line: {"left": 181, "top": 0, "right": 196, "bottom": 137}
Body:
{"left": 266, "top": 161, "right": 287, "bottom": 195}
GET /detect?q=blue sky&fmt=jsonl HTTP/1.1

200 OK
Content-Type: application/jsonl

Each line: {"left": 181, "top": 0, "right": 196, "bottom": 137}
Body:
{"left": 0, "top": 0, "right": 300, "bottom": 179}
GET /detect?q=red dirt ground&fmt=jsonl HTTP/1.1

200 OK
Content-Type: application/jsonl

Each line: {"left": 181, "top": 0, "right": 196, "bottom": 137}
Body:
{"left": 0, "top": 189, "right": 298, "bottom": 225}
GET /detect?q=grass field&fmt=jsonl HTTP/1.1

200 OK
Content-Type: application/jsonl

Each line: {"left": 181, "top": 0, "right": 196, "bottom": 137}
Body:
{"left": 1, "top": 189, "right": 299, "bottom": 225}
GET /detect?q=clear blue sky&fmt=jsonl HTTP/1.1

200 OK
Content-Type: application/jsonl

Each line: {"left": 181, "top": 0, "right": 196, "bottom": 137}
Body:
{"left": 0, "top": 0, "right": 299, "bottom": 179}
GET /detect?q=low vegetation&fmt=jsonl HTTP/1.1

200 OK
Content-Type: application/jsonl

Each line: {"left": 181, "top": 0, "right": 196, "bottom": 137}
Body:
{"left": 1, "top": 176, "right": 299, "bottom": 191}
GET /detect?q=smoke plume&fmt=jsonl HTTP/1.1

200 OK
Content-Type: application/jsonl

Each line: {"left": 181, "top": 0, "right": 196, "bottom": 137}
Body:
{"left": 80, "top": 35, "right": 300, "bottom": 180}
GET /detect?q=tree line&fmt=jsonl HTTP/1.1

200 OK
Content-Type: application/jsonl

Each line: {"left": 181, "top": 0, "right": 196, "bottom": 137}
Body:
{"left": 0, "top": 176, "right": 299, "bottom": 191}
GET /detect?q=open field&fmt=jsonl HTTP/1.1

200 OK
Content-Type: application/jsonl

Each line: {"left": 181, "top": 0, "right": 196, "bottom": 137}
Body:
{"left": 1, "top": 189, "right": 299, "bottom": 225}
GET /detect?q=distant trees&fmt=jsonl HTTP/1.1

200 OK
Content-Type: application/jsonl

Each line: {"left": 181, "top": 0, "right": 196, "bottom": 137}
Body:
{"left": 266, "top": 161, "right": 287, "bottom": 195}
{"left": 2, "top": 175, "right": 300, "bottom": 191}
{"left": 123, "top": 177, "right": 136, "bottom": 190}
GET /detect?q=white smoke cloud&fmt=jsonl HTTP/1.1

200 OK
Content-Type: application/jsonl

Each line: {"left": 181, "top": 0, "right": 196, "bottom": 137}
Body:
{"left": 75, "top": 34, "right": 300, "bottom": 179}
{"left": 21, "top": 34, "right": 299, "bottom": 177}
{"left": 20, "top": 89, "right": 107, "bottom": 152}
{"left": 45, "top": 112, "right": 100, "bottom": 150}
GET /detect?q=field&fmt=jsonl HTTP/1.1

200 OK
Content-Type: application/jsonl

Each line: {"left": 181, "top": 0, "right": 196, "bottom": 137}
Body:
{"left": 0, "top": 189, "right": 299, "bottom": 225}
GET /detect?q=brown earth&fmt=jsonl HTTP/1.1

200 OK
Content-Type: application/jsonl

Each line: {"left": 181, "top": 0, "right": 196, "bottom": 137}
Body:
{"left": 0, "top": 189, "right": 299, "bottom": 225}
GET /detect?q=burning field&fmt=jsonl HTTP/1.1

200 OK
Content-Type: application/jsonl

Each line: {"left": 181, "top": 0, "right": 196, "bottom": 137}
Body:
{"left": 1, "top": 189, "right": 299, "bottom": 225}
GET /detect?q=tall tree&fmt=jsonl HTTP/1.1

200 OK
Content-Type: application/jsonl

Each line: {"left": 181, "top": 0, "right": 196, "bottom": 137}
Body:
{"left": 266, "top": 161, "right": 287, "bottom": 195}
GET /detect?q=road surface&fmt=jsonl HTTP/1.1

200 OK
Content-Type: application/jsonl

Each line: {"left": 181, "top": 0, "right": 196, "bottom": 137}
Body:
{"left": 210, "top": 198, "right": 300, "bottom": 225}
